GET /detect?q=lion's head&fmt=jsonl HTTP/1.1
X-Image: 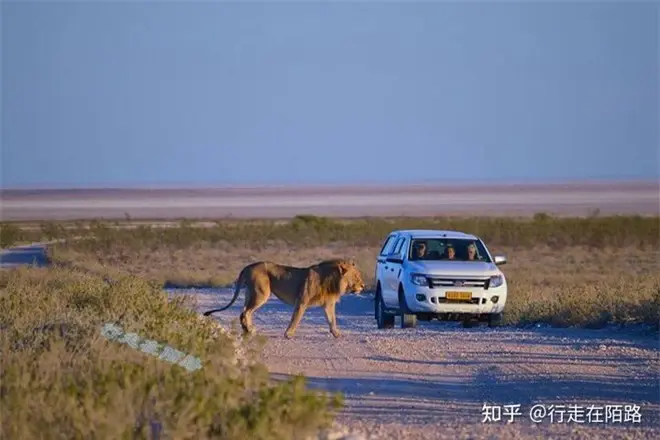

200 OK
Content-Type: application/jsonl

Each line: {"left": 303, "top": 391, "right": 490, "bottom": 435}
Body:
{"left": 337, "top": 260, "right": 366, "bottom": 294}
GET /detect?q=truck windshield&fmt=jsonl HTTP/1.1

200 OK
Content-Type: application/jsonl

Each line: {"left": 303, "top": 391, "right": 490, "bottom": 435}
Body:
{"left": 408, "top": 238, "right": 491, "bottom": 263}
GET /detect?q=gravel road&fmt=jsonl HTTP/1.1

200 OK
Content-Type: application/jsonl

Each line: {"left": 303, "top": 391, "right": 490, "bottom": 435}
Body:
{"left": 187, "top": 288, "right": 660, "bottom": 440}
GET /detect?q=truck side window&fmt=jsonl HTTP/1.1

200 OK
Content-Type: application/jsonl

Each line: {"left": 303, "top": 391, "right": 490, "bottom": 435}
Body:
{"left": 391, "top": 238, "right": 405, "bottom": 256}
{"left": 379, "top": 235, "right": 396, "bottom": 256}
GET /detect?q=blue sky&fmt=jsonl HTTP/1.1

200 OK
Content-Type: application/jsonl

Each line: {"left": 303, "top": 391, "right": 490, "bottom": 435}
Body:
{"left": 2, "top": 0, "right": 658, "bottom": 188}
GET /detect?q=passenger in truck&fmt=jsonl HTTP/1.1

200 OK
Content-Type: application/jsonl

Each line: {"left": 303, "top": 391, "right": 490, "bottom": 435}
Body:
{"left": 466, "top": 243, "right": 482, "bottom": 261}
{"left": 412, "top": 241, "right": 428, "bottom": 260}
{"left": 442, "top": 245, "right": 456, "bottom": 260}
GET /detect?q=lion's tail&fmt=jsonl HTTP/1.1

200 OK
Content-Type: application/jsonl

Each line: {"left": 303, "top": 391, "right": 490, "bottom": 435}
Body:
{"left": 203, "top": 264, "right": 252, "bottom": 316}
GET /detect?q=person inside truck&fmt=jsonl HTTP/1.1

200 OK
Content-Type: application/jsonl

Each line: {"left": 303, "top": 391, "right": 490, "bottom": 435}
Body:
{"left": 466, "top": 242, "right": 482, "bottom": 261}
{"left": 412, "top": 241, "right": 428, "bottom": 260}
{"left": 442, "top": 244, "right": 456, "bottom": 260}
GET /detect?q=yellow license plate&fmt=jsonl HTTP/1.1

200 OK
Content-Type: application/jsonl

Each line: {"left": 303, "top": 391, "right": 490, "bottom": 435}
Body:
{"left": 445, "top": 291, "right": 472, "bottom": 301}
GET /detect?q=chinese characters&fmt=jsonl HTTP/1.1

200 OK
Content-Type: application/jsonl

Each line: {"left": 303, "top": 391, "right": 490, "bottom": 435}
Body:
{"left": 482, "top": 403, "right": 642, "bottom": 424}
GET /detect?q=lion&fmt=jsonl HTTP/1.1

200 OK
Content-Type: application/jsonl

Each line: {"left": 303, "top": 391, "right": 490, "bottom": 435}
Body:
{"left": 203, "top": 259, "right": 365, "bottom": 339}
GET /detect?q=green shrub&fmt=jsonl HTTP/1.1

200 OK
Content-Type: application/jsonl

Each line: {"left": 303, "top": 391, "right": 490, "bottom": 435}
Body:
{"left": 0, "top": 267, "right": 342, "bottom": 440}
{"left": 1, "top": 222, "right": 23, "bottom": 248}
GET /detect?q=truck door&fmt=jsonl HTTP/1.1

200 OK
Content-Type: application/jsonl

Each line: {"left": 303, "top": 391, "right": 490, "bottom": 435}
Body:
{"left": 383, "top": 236, "right": 407, "bottom": 307}
{"left": 376, "top": 233, "right": 397, "bottom": 294}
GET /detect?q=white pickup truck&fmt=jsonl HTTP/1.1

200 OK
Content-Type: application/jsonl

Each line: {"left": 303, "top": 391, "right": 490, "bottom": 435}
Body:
{"left": 373, "top": 229, "right": 508, "bottom": 329}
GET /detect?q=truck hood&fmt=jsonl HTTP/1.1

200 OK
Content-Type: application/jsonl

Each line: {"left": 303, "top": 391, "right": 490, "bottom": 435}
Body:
{"left": 405, "top": 260, "right": 501, "bottom": 277}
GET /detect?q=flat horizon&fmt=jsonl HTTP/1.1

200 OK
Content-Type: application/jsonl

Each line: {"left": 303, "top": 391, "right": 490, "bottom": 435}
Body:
{"left": 2, "top": 180, "right": 657, "bottom": 221}
{"left": 2, "top": 177, "right": 657, "bottom": 193}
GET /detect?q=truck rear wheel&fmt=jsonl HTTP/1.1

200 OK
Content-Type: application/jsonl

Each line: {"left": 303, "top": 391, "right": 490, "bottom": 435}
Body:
{"left": 375, "top": 287, "right": 394, "bottom": 329}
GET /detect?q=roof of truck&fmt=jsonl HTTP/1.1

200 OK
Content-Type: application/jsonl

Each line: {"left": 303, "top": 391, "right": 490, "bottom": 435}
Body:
{"left": 390, "top": 229, "right": 478, "bottom": 240}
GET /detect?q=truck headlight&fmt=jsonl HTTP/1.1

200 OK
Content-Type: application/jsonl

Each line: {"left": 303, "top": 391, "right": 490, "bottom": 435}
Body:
{"left": 489, "top": 275, "right": 504, "bottom": 288}
{"left": 410, "top": 273, "right": 428, "bottom": 286}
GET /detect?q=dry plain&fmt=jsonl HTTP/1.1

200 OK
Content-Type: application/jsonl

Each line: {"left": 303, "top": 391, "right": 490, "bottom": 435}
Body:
{"left": 1, "top": 182, "right": 659, "bottom": 439}
{"left": 1, "top": 181, "right": 658, "bottom": 221}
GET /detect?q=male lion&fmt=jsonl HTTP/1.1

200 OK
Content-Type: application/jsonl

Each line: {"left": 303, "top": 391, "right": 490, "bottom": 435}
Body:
{"left": 203, "top": 259, "right": 365, "bottom": 339}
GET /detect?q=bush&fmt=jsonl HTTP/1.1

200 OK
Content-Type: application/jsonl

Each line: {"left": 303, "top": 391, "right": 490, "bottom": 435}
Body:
{"left": 1, "top": 222, "right": 24, "bottom": 248}
{"left": 0, "top": 267, "right": 342, "bottom": 440}
{"left": 12, "top": 214, "right": 658, "bottom": 252}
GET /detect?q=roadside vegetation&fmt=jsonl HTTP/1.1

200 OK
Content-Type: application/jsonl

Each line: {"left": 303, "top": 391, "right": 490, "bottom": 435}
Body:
{"left": 0, "top": 266, "right": 343, "bottom": 440}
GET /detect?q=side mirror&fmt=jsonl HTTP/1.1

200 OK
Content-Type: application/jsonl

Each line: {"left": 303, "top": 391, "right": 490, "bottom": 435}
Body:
{"left": 494, "top": 255, "right": 507, "bottom": 265}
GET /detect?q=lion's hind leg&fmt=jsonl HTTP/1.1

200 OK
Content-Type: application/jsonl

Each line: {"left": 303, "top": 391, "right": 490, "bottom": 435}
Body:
{"left": 239, "top": 279, "right": 271, "bottom": 335}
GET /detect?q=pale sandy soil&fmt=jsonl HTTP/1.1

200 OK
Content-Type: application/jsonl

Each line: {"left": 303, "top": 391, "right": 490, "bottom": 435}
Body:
{"left": 2, "top": 181, "right": 658, "bottom": 220}
{"left": 184, "top": 288, "right": 660, "bottom": 440}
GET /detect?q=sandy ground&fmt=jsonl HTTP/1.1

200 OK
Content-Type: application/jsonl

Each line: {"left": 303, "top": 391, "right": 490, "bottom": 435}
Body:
{"left": 185, "top": 288, "right": 660, "bottom": 440}
{"left": 2, "top": 182, "right": 658, "bottom": 220}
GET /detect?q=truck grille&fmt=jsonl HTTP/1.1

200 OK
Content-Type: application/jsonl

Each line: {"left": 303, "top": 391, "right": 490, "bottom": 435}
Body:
{"left": 427, "top": 277, "right": 490, "bottom": 289}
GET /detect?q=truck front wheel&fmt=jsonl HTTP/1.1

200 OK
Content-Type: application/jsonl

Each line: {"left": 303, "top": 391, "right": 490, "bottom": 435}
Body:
{"left": 398, "top": 286, "right": 417, "bottom": 329}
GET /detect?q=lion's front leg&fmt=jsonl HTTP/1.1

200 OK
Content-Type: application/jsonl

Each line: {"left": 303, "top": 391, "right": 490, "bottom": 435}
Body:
{"left": 284, "top": 300, "right": 308, "bottom": 339}
{"left": 323, "top": 301, "right": 341, "bottom": 338}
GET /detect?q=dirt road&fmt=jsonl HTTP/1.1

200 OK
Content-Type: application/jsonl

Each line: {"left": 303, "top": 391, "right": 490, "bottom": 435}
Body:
{"left": 189, "top": 288, "right": 660, "bottom": 440}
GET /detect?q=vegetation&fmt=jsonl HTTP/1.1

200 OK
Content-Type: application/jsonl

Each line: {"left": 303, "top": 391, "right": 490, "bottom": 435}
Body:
{"left": 2, "top": 213, "right": 658, "bottom": 250}
{"left": 1, "top": 214, "right": 658, "bottom": 438}
{"left": 0, "top": 266, "right": 342, "bottom": 440}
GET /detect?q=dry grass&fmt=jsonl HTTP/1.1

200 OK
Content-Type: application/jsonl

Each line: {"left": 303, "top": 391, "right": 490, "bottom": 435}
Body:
{"left": 50, "top": 241, "right": 660, "bottom": 329}
{"left": 3, "top": 213, "right": 659, "bottom": 250}
{"left": 50, "top": 240, "right": 379, "bottom": 288}
{"left": 34, "top": 214, "right": 658, "bottom": 329}
{"left": 0, "top": 267, "right": 342, "bottom": 440}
